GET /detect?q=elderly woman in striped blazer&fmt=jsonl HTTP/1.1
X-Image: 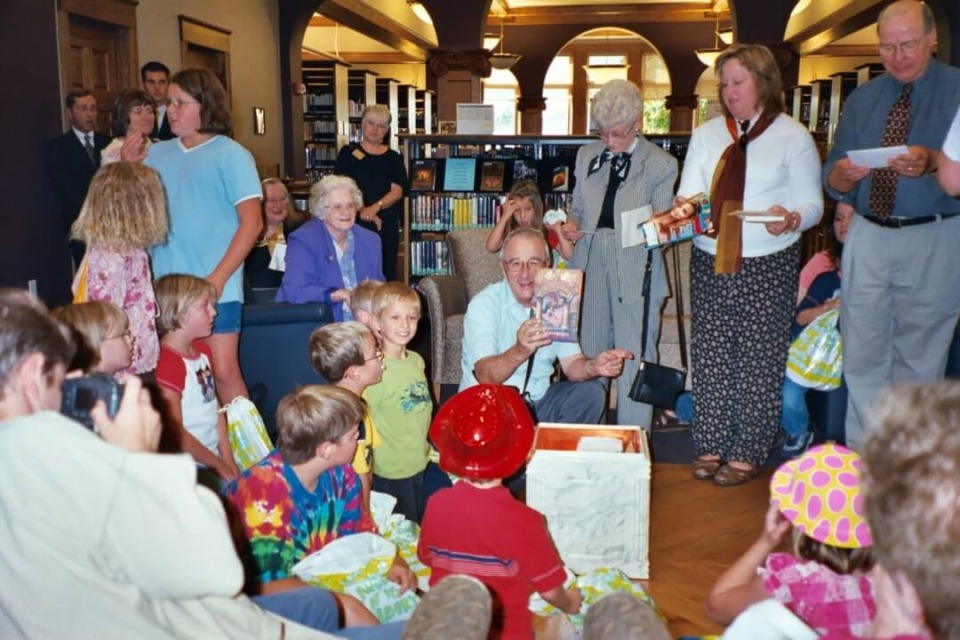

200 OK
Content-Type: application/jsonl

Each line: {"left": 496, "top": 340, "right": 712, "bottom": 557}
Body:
{"left": 566, "top": 79, "right": 678, "bottom": 428}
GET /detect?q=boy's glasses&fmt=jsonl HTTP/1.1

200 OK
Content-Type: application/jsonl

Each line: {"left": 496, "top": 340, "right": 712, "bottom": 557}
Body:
{"left": 365, "top": 349, "right": 384, "bottom": 362}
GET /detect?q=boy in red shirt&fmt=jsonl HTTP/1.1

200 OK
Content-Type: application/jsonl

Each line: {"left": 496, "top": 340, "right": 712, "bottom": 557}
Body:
{"left": 417, "top": 385, "right": 582, "bottom": 639}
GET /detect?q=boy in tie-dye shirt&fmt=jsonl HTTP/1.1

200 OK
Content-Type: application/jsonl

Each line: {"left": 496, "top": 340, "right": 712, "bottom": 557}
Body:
{"left": 224, "top": 385, "right": 414, "bottom": 624}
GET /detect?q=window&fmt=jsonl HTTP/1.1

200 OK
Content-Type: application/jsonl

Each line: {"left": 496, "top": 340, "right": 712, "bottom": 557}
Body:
{"left": 482, "top": 68, "right": 518, "bottom": 135}
{"left": 543, "top": 57, "right": 573, "bottom": 134}
{"left": 641, "top": 53, "right": 671, "bottom": 134}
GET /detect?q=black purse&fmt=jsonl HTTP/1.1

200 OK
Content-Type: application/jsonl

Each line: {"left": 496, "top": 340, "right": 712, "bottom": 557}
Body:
{"left": 628, "top": 247, "right": 688, "bottom": 409}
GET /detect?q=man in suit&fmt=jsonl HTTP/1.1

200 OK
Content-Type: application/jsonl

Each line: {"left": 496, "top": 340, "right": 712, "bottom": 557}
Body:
{"left": 141, "top": 61, "right": 174, "bottom": 141}
{"left": 42, "top": 89, "right": 110, "bottom": 268}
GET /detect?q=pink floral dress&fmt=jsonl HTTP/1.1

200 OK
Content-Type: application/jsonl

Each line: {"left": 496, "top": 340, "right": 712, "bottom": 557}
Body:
{"left": 73, "top": 247, "right": 159, "bottom": 375}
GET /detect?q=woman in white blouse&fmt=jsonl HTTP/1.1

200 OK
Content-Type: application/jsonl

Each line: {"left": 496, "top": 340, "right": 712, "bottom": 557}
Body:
{"left": 677, "top": 43, "right": 823, "bottom": 486}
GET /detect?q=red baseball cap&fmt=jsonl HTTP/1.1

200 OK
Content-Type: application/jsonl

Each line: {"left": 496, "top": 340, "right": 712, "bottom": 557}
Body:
{"left": 430, "top": 384, "right": 536, "bottom": 479}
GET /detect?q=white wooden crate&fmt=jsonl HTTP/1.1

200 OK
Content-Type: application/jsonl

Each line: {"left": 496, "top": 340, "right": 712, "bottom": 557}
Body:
{"left": 525, "top": 423, "right": 651, "bottom": 579}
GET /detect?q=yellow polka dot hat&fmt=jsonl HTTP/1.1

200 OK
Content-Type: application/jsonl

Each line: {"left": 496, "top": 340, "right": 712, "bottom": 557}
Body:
{"left": 770, "top": 443, "right": 873, "bottom": 549}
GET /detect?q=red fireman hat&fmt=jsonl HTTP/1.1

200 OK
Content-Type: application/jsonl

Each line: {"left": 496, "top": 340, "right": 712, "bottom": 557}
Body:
{"left": 430, "top": 384, "right": 536, "bottom": 479}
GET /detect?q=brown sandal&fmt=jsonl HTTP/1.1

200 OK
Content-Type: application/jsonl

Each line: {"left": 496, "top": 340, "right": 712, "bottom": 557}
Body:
{"left": 713, "top": 463, "right": 759, "bottom": 487}
{"left": 692, "top": 456, "right": 722, "bottom": 480}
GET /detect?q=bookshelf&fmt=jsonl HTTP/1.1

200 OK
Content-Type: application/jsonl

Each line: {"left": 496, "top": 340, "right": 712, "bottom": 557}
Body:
{"left": 375, "top": 77, "right": 400, "bottom": 149}
{"left": 302, "top": 61, "right": 349, "bottom": 182}
{"left": 399, "top": 133, "right": 691, "bottom": 283}
{"left": 347, "top": 69, "right": 378, "bottom": 144}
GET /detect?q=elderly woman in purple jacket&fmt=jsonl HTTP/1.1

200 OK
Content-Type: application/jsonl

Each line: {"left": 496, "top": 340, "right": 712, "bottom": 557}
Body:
{"left": 277, "top": 174, "right": 385, "bottom": 320}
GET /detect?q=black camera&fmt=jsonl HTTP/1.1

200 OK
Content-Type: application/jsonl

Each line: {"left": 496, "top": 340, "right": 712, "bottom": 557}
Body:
{"left": 61, "top": 374, "right": 123, "bottom": 431}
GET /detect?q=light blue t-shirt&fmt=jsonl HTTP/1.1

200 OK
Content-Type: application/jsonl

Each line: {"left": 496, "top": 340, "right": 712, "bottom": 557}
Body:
{"left": 460, "top": 279, "right": 581, "bottom": 401}
{"left": 147, "top": 136, "right": 262, "bottom": 303}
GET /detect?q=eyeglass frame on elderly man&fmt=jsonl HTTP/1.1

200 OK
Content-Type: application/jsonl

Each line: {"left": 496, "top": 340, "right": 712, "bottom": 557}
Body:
{"left": 502, "top": 257, "right": 547, "bottom": 274}
{"left": 878, "top": 34, "right": 929, "bottom": 57}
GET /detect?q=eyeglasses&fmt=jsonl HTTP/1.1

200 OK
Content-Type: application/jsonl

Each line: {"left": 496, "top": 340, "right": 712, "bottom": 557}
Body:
{"left": 104, "top": 330, "right": 131, "bottom": 341}
{"left": 878, "top": 37, "right": 925, "bottom": 57}
{"left": 166, "top": 98, "right": 200, "bottom": 109}
{"left": 598, "top": 125, "right": 636, "bottom": 142}
{"left": 502, "top": 257, "right": 547, "bottom": 273}
{"left": 365, "top": 349, "right": 384, "bottom": 362}
{"left": 324, "top": 204, "right": 357, "bottom": 215}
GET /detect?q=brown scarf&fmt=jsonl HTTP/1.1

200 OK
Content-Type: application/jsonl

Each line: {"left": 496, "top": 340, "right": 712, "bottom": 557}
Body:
{"left": 710, "top": 112, "right": 778, "bottom": 274}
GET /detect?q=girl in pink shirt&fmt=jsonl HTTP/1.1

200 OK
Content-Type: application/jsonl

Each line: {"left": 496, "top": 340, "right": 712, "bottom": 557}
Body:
{"left": 71, "top": 162, "right": 167, "bottom": 374}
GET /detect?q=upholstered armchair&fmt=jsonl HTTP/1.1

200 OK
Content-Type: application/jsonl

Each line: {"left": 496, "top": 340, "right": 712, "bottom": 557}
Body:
{"left": 416, "top": 228, "right": 503, "bottom": 395}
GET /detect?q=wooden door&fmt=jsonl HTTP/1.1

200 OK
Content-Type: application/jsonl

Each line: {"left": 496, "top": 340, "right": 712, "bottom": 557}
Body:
{"left": 63, "top": 15, "right": 127, "bottom": 133}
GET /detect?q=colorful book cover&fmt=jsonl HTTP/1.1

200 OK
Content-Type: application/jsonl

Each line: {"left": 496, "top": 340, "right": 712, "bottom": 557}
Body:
{"left": 639, "top": 192, "right": 713, "bottom": 248}
{"left": 551, "top": 164, "right": 569, "bottom": 192}
{"left": 480, "top": 161, "right": 505, "bottom": 192}
{"left": 533, "top": 268, "right": 583, "bottom": 343}
{"left": 443, "top": 157, "right": 477, "bottom": 191}
{"left": 410, "top": 160, "right": 437, "bottom": 191}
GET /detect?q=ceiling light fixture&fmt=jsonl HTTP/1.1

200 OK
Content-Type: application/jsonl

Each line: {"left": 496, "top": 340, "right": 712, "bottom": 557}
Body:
{"left": 717, "top": 28, "right": 734, "bottom": 46}
{"left": 489, "top": 16, "right": 521, "bottom": 71}
{"left": 581, "top": 30, "right": 630, "bottom": 85}
{"left": 695, "top": 13, "right": 726, "bottom": 67}
{"left": 407, "top": 0, "right": 433, "bottom": 26}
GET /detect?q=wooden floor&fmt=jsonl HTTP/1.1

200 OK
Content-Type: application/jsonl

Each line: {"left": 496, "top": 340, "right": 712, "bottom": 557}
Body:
{"left": 643, "top": 463, "right": 774, "bottom": 636}
{"left": 534, "top": 462, "right": 774, "bottom": 638}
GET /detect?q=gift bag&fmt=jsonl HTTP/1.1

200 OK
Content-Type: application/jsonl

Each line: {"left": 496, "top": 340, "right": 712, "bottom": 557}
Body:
{"left": 528, "top": 567, "right": 662, "bottom": 631}
{"left": 292, "top": 532, "right": 420, "bottom": 623}
{"left": 72, "top": 256, "right": 90, "bottom": 304}
{"left": 785, "top": 309, "right": 843, "bottom": 391}
{"left": 222, "top": 397, "right": 272, "bottom": 471}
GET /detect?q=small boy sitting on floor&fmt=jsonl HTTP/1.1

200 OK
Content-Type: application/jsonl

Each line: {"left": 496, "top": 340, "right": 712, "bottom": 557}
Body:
{"left": 418, "top": 384, "right": 582, "bottom": 640}
{"left": 224, "top": 385, "right": 414, "bottom": 627}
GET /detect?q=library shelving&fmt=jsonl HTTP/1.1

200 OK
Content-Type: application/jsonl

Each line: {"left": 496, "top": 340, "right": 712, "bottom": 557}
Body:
{"left": 302, "top": 61, "right": 348, "bottom": 182}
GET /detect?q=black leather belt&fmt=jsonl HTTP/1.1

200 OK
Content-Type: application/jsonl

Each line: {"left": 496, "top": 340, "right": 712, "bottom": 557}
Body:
{"left": 862, "top": 212, "right": 960, "bottom": 229}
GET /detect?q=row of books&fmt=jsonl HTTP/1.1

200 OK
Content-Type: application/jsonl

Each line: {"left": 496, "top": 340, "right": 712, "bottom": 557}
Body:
{"left": 409, "top": 194, "right": 501, "bottom": 231}
{"left": 410, "top": 156, "right": 573, "bottom": 195}
{"left": 305, "top": 144, "right": 337, "bottom": 167}
{"left": 303, "top": 93, "right": 334, "bottom": 110}
{"left": 303, "top": 120, "right": 337, "bottom": 139}
{"left": 348, "top": 100, "right": 365, "bottom": 118}
{"left": 410, "top": 240, "right": 452, "bottom": 276}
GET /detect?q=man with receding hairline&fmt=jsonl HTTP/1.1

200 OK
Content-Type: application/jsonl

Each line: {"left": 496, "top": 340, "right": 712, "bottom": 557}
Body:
{"left": 822, "top": 0, "right": 960, "bottom": 451}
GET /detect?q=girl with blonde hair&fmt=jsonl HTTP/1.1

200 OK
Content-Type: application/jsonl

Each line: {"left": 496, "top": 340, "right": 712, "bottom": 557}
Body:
{"left": 52, "top": 301, "right": 133, "bottom": 376}
{"left": 71, "top": 162, "right": 167, "bottom": 374}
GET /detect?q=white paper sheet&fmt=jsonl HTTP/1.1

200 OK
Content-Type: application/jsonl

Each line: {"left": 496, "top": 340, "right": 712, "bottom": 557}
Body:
{"left": 621, "top": 204, "right": 654, "bottom": 249}
{"left": 728, "top": 210, "right": 785, "bottom": 223}
{"left": 847, "top": 145, "right": 909, "bottom": 169}
{"left": 268, "top": 243, "right": 287, "bottom": 272}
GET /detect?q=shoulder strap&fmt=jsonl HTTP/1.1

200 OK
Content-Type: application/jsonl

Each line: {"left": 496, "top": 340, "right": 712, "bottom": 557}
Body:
{"left": 639, "top": 248, "right": 688, "bottom": 371}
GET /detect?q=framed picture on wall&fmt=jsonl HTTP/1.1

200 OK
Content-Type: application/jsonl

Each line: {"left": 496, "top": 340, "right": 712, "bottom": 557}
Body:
{"left": 254, "top": 107, "right": 266, "bottom": 135}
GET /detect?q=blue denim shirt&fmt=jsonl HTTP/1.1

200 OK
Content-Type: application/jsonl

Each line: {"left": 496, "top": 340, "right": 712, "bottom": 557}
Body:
{"left": 824, "top": 59, "right": 960, "bottom": 218}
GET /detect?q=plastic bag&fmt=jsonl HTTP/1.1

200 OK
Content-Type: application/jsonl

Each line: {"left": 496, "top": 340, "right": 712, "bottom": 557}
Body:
{"left": 222, "top": 397, "right": 272, "bottom": 471}
{"left": 528, "top": 567, "right": 661, "bottom": 631}
{"left": 785, "top": 309, "right": 843, "bottom": 391}
{"left": 292, "top": 532, "right": 420, "bottom": 622}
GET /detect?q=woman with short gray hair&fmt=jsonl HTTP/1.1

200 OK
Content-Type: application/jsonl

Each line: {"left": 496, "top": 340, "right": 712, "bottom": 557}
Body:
{"left": 278, "top": 174, "right": 385, "bottom": 320}
{"left": 567, "top": 79, "right": 678, "bottom": 428}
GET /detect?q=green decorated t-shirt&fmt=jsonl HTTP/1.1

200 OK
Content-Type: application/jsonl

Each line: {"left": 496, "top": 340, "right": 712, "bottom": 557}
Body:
{"left": 365, "top": 351, "right": 432, "bottom": 479}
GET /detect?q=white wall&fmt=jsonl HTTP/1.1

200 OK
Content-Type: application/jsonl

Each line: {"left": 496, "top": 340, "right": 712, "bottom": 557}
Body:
{"left": 136, "top": 0, "right": 284, "bottom": 175}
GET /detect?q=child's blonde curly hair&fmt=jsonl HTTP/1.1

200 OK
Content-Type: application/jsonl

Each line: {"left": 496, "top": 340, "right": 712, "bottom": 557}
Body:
{"left": 71, "top": 162, "right": 168, "bottom": 251}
